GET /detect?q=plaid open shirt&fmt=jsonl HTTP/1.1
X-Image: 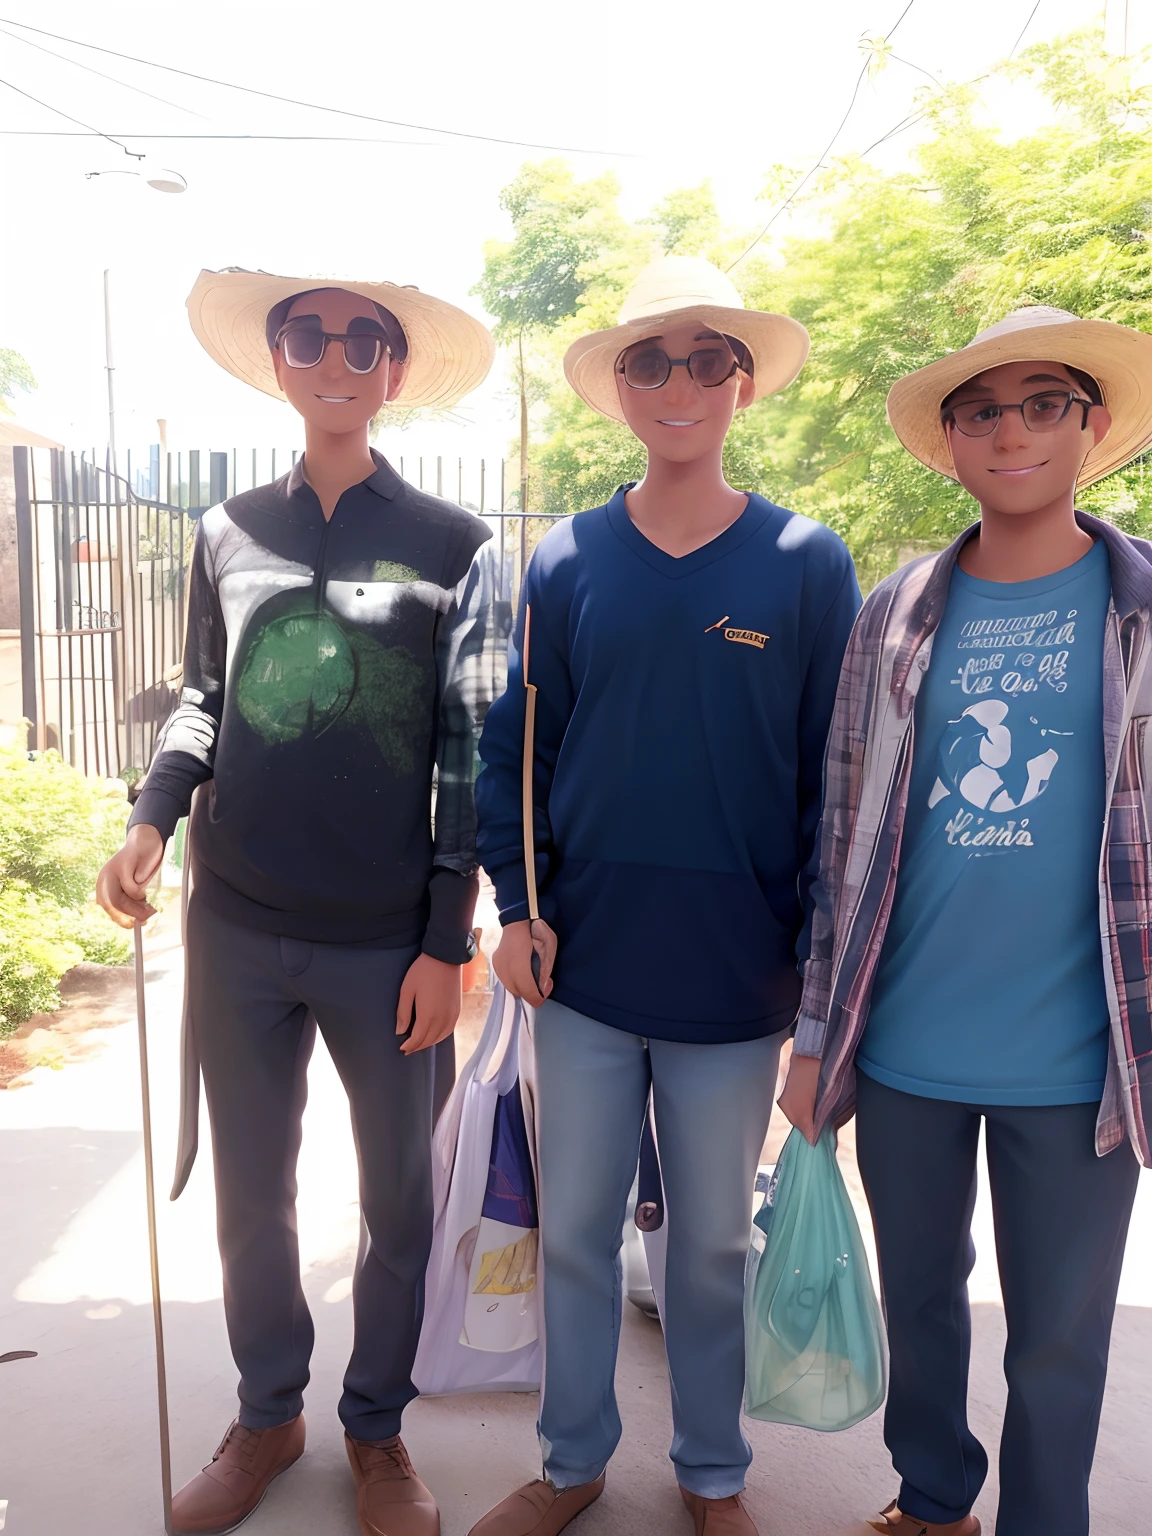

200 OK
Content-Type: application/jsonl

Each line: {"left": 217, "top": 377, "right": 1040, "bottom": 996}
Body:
{"left": 796, "top": 512, "right": 1152, "bottom": 1165}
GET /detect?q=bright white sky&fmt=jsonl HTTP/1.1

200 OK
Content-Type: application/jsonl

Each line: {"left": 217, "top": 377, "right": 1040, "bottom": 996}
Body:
{"left": 0, "top": 0, "right": 1145, "bottom": 482}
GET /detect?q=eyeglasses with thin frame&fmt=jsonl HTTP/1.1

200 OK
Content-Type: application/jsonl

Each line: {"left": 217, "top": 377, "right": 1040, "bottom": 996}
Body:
{"left": 943, "top": 389, "right": 1096, "bottom": 438}
{"left": 275, "top": 323, "right": 391, "bottom": 375}
{"left": 616, "top": 339, "right": 741, "bottom": 391}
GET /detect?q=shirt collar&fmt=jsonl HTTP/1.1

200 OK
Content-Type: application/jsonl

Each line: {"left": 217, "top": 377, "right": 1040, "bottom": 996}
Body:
{"left": 892, "top": 510, "right": 1152, "bottom": 705}
{"left": 912, "top": 511, "right": 1152, "bottom": 630}
{"left": 284, "top": 446, "right": 401, "bottom": 504}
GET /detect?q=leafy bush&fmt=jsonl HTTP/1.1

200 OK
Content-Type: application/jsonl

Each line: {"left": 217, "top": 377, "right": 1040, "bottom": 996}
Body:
{"left": 73, "top": 904, "right": 132, "bottom": 968}
{"left": 0, "top": 883, "right": 84, "bottom": 1034}
{"left": 0, "top": 745, "right": 129, "bottom": 1035}
{"left": 0, "top": 747, "right": 127, "bottom": 906}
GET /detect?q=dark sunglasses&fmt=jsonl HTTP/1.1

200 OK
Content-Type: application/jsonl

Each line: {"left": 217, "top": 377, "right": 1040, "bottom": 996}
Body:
{"left": 616, "top": 339, "right": 742, "bottom": 391}
{"left": 275, "top": 322, "right": 391, "bottom": 375}
{"left": 943, "top": 389, "right": 1096, "bottom": 438}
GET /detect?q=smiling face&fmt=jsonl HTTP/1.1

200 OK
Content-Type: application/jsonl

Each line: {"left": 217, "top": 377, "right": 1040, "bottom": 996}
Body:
{"left": 614, "top": 319, "right": 755, "bottom": 465}
{"left": 943, "top": 358, "right": 1111, "bottom": 516}
{"left": 271, "top": 288, "right": 408, "bottom": 433}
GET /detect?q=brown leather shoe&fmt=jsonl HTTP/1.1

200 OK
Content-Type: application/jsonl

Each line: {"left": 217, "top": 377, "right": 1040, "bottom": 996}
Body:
{"left": 171, "top": 1415, "right": 305, "bottom": 1535}
{"left": 345, "top": 1434, "right": 440, "bottom": 1536}
{"left": 866, "top": 1502, "right": 981, "bottom": 1535}
{"left": 680, "top": 1487, "right": 758, "bottom": 1535}
{"left": 467, "top": 1475, "right": 605, "bottom": 1535}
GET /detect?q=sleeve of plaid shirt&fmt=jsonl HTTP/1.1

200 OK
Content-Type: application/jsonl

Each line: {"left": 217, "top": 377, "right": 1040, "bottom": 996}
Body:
{"left": 424, "top": 533, "right": 507, "bottom": 963}
{"left": 128, "top": 518, "right": 224, "bottom": 842}
{"left": 793, "top": 595, "right": 874, "bottom": 1058}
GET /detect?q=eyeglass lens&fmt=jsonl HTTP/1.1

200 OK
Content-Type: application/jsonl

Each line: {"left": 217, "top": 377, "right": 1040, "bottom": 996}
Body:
{"left": 950, "top": 391, "right": 1077, "bottom": 438}
{"left": 620, "top": 343, "right": 738, "bottom": 390}
{"left": 280, "top": 327, "right": 384, "bottom": 374}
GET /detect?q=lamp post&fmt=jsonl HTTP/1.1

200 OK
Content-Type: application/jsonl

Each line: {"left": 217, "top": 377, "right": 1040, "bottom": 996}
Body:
{"left": 104, "top": 269, "right": 117, "bottom": 469}
{"left": 88, "top": 164, "right": 186, "bottom": 467}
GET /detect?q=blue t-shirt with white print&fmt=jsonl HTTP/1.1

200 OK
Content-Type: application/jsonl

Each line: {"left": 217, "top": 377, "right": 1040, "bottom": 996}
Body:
{"left": 859, "top": 538, "right": 1111, "bottom": 1105}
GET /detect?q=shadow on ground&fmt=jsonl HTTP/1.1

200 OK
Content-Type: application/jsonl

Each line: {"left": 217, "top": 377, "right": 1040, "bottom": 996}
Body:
{"left": 2, "top": 914, "right": 1150, "bottom": 1535}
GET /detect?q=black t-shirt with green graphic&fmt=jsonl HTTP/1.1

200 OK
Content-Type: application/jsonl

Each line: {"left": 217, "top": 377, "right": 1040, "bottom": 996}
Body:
{"left": 130, "top": 452, "right": 503, "bottom": 960}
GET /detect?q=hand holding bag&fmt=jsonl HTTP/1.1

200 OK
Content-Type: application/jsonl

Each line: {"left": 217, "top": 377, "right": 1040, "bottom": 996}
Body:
{"left": 744, "top": 1126, "right": 886, "bottom": 1431}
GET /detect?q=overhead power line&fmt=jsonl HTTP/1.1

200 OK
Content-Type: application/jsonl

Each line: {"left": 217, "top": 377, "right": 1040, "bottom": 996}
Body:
{"left": 859, "top": 0, "right": 1043, "bottom": 158}
{"left": 726, "top": 0, "right": 919, "bottom": 270}
{"left": 0, "top": 22, "right": 206, "bottom": 116}
{"left": 728, "top": 0, "right": 1045, "bottom": 271}
{"left": 0, "top": 74, "right": 142, "bottom": 157}
{"left": 1009, "top": 1, "right": 1043, "bottom": 61}
{"left": 0, "top": 15, "right": 635, "bottom": 157}
{"left": 0, "top": 129, "right": 438, "bottom": 144}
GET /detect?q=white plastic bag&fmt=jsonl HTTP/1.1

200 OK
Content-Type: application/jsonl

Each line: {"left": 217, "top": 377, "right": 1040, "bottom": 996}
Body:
{"left": 462, "top": 1215, "right": 539, "bottom": 1353}
{"left": 413, "top": 986, "right": 543, "bottom": 1395}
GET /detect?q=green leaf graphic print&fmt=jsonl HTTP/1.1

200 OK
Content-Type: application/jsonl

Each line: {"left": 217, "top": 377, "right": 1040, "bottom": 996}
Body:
{"left": 236, "top": 611, "right": 355, "bottom": 743}
{"left": 236, "top": 604, "right": 430, "bottom": 776}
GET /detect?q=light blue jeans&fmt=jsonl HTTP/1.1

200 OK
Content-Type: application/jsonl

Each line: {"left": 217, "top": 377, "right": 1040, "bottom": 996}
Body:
{"left": 533, "top": 1000, "right": 782, "bottom": 1499}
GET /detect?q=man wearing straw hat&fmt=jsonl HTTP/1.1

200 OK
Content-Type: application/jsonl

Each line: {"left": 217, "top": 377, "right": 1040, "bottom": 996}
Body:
{"left": 779, "top": 306, "right": 1152, "bottom": 1536}
{"left": 96, "top": 270, "right": 499, "bottom": 1536}
{"left": 472, "top": 255, "right": 861, "bottom": 1536}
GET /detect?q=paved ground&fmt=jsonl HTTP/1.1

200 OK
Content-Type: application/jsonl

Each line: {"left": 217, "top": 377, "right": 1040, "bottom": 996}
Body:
{"left": 1, "top": 902, "right": 1150, "bottom": 1536}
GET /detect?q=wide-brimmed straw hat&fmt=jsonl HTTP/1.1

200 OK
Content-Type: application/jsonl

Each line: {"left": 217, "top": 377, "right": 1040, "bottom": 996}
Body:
{"left": 887, "top": 306, "right": 1152, "bottom": 486}
{"left": 563, "top": 255, "right": 810, "bottom": 422}
{"left": 186, "top": 268, "right": 495, "bottom": 409}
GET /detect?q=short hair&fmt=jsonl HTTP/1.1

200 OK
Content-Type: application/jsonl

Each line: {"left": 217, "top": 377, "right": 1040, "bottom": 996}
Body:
{"left": 941, "top": 362, "right": 1104, "bottom": 413}
{"left": 265, "top": 288, "right": 409, "bottom": 363}
{"left": 723, "top": 334, "right": 755, "bottom": 379}
{"left": 1066, "top": 365, "right": 1104, "bottom": 405}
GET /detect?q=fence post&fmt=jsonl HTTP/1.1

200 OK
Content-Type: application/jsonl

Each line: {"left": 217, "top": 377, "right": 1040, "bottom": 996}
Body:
{"left": 13, "top": 447, "right": 39, "bottom": 739}
{"left": 209, "top": 452, "right": 228, "bottom": 508}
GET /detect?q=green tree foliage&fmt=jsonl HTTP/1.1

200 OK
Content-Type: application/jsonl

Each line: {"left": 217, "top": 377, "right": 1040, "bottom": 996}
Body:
{"left": 473, "top": 162, "right": 636, "bottom": 509}
{"left": 0, "top": 746, "right": 130, "bottom": 1034}
{"left": 642, "top": 182, "right": 722, "bottom": 254}
{"left": 501, "top": 29, "right": 1152, "bottom": 589}
{"left": 473, "top": 160, "right": 630, "bottom": 339}
{"left": 0, "top": 345, "right": 35, "bottom": 414}
{"left": 741, "top": 30, "right": 1152, "bottom": 585}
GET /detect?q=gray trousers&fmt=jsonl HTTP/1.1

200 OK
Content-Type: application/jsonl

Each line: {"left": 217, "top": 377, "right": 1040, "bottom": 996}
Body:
{"left": 187, "top": 892, "right": 451, "bottom": 1441}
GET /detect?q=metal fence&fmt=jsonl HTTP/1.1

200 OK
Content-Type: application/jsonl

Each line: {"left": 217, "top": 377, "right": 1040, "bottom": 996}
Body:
{"left": 12, "top": 445, "right": 560, "bottom": 780}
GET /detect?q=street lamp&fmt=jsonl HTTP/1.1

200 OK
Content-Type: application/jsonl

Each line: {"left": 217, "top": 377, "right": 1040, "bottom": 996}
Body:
{"left": 85, "top": 162, "right": 188, "bottom": 194}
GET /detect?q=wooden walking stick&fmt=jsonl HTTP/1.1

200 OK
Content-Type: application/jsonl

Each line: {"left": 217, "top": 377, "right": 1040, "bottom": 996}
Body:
{"left": 134, "top": 915, "right": 175, "bottom": 1535}
{"left": 521, "top": 605, "right": 542, "bottom": 986}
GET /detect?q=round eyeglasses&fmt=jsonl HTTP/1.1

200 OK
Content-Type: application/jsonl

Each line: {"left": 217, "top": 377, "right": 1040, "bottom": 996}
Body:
{"left": 275, "top": 323, "right": 390, "bottom": 375}
{"left": 944, "top": 389, "right": 1095, "bottom": 438}
{"left": 616, "top": 340, "right": 740, "bottom": 391}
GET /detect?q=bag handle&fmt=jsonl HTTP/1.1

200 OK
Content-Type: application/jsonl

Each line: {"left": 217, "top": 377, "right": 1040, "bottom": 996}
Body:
{"left": 468, "top": 985, "right": 524, "bottom": 1088}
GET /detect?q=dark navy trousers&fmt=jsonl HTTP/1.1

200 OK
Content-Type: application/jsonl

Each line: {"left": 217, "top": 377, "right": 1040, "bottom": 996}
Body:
{"left": 187, "top": 892, "right": 454, "bottom": 1442}
{"left": 854, "top": 1072, "right": 1140, "bottom": 1536}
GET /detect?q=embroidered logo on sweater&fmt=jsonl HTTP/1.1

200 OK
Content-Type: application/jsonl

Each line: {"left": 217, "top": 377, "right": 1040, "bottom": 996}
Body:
{"left": 704, "top": 614, "right": 769, "bottom": 649}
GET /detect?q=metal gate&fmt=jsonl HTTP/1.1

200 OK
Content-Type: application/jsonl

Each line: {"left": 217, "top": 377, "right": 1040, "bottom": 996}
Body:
{"left": 12, "top": 444, "right": 558, "bottom": 781}
{"left": 12, "top": 445, "right": 194, "bottom": 781}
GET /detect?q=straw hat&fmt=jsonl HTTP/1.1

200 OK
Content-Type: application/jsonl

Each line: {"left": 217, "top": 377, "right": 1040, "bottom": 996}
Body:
{"left": 887, "top": 306, "right": 1152, "bottom": 487}
{"left": 186, "top": 268, "right": 495, "bottom": 409}
{"left": 563, "top": 255, "right": 810, "bottom": 422}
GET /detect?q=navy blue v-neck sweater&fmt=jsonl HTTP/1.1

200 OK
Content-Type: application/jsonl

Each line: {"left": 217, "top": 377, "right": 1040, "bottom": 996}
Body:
{"left": 475, "top": 488, "right": 860, "bottom": 1043}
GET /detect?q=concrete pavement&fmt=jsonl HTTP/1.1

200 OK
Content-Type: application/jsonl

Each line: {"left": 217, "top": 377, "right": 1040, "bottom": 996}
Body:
{"left": 1, "top": 909, "right": 1150, "bottom": 1535}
